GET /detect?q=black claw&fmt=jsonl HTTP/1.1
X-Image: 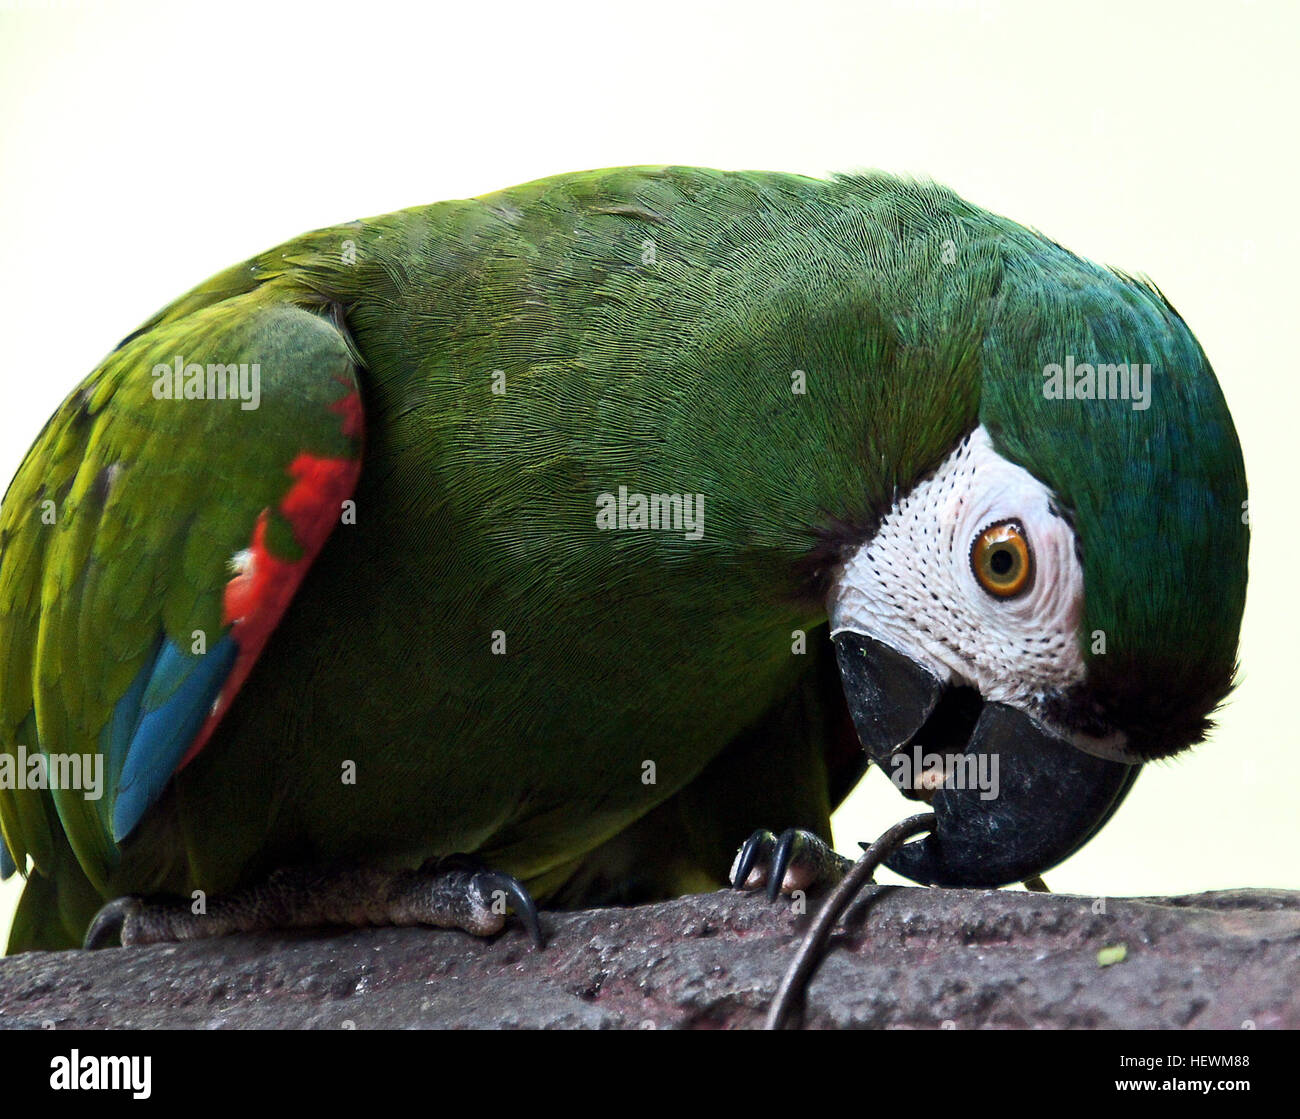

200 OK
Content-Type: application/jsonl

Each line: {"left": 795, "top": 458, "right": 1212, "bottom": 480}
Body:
{"left": 766, "top": 813, "right": 936, "bottom": 1030}
{"left": 473, "top": 871, "right": 544, "bottom": 949}
{"left": 83, "top": 896, "right": 140, "bottom": 950}
{"left": 766, "top": 830, "right": 800, "bottom": 901}
{"left": 731, "top": 829, "right": 775, "bottom": 889}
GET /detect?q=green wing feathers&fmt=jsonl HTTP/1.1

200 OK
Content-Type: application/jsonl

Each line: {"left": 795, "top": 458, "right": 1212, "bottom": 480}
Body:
{"left": 0, "top": 291, "right": 362, "bottom": 928}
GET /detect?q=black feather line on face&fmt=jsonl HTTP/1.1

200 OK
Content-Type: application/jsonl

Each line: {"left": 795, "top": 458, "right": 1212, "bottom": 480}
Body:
{"left": 790, "top": 424, "right": 982, "bottom": 608}
{"left": 791, "top": 508, "right": 887, "bottom": 604}
{"left": 1044, "top": 654, "right": 1237, "bottom": 761}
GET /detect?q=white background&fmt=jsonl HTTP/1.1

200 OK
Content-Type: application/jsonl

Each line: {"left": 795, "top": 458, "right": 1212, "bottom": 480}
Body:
{"left": 1, "top": 0, "right": 1297, "bottom": 945}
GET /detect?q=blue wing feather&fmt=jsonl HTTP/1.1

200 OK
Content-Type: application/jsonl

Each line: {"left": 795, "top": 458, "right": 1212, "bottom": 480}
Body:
{"left": 109, "top": 635, "right": 238, "bottom": 842}
{"left": 95, "top": 634, "right": 160, "bottom": 838}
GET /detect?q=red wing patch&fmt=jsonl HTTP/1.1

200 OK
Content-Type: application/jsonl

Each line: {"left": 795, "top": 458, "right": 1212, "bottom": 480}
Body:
{"left": 178, "top": 387, "right": 363, "bottom": 769}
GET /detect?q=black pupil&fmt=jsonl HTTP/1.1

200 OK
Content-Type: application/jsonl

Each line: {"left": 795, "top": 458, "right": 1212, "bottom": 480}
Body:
{"left": 990, "top": 547, "right": 1014, "bottom": 577}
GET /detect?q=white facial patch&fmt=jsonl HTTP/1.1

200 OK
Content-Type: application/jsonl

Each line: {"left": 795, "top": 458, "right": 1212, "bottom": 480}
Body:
{"left": 829, "top": 425, "right": 1087, "bottom": 715}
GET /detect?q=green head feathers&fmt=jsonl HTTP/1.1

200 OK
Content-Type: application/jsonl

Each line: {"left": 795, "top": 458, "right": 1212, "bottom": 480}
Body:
{"left": 980, "top": 238, "right": 1247, "bottom": 759}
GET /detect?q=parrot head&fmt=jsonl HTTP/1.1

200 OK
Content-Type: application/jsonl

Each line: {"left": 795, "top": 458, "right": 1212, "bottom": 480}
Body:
{"left": 826, "top": 259, "right": 1248, "bottom": 887}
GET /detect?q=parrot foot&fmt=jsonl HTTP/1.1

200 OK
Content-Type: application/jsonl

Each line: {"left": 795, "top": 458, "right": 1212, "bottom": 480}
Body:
{"left": 730, "top": 828, "right": 852, "bottom": 901}
{"left": 82, "top": 855, "right": 544, "bottom": 950}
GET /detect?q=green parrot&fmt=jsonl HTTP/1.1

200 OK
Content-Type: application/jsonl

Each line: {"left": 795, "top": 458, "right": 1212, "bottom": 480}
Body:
{"left": 0, "top": 166, "right": 1247, "bottom": 954}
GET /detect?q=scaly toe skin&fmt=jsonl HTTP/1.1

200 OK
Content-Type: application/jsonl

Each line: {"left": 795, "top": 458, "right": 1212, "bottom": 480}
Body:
{"left": 80, "top": 858, "right": 548, "bottom": 949}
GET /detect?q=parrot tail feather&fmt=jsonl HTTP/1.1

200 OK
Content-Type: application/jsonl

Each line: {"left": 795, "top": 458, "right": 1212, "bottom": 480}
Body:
{"left": 5, "top": 840, "right": 105, "bottom": 954}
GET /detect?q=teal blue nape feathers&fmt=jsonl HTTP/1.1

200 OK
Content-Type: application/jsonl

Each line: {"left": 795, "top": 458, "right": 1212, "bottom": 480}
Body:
{"left": 0, "top": 166, "right": 1246, "bottom": 951}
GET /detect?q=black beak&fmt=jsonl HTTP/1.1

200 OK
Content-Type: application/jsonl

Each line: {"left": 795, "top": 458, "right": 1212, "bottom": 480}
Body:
{"left": 833, "top": 631, "right": 1141, "bottom": 887}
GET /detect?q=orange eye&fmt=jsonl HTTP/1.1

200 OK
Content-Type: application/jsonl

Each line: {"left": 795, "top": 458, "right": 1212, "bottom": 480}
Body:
{"left": 971, "top": 521, "right": 1032, "bottom": 598}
